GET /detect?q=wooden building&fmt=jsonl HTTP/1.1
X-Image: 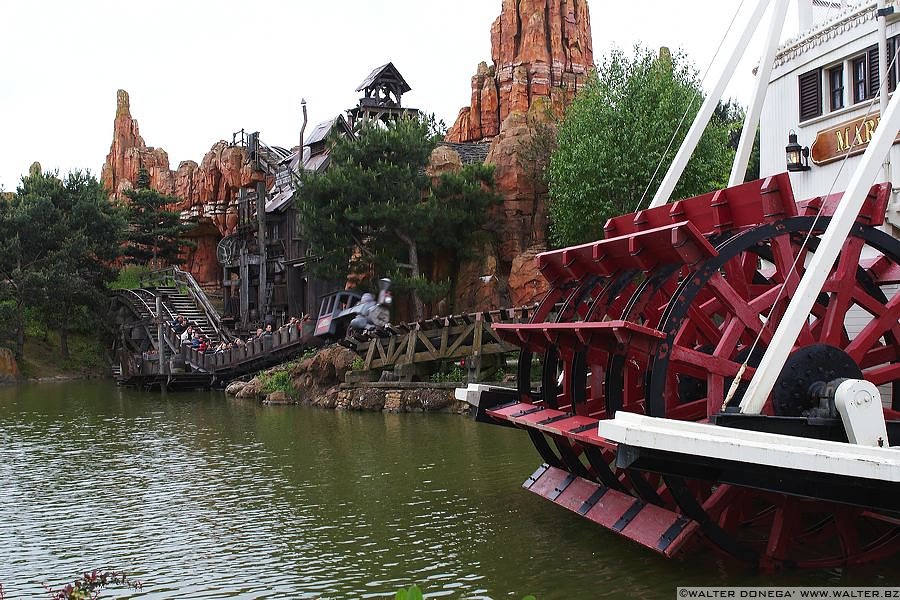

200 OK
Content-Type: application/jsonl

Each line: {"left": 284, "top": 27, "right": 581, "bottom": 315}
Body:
{"left": 219, "top": 63, "right": 419, "bottom": 332}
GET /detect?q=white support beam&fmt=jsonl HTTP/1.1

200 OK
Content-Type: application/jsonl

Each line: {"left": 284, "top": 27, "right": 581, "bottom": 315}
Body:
{"left": 597, "top": 411, "right": 900, "bottom": 482}
{"left": 729, "top": 0, "right": 790, "bottom": 186}
{"left": 650, "top": 0, "right": 773, "bottom": 208}
{"left": 740, "top": 90, "right": 900, "bottom": 414}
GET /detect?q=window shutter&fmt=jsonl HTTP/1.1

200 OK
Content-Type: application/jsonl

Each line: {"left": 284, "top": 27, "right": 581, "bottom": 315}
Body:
{"left": 889, "top": 38, "right": 897, "bottom": 93}
{"left": 799, "top": 69, "right": 822, "bottom": 121}
{"left": 868, "top": 45, "right": 880, "bottom": 98}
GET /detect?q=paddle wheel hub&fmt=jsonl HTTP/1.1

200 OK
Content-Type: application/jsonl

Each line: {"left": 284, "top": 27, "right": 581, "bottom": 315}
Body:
{"left": 773, "top": 344, "right": 863, "bottom": 417}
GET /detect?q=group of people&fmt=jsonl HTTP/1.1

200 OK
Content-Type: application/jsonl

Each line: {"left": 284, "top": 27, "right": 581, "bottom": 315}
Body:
{"left": 168, "top": 314, "right": 308, "bottom": 358}
{"left": 170, "top": 315, "right": 240, "bottom": 355}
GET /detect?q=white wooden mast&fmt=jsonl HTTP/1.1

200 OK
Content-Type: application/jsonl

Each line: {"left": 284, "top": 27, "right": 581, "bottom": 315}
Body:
{"left": 729, "top": 0, "right": 790, "bottom": 186}
{"left": 649, "top": 0, "right": 776, "bottom": 208}
{"left": 740, "top": 88, "right": 900, "bottom": 414}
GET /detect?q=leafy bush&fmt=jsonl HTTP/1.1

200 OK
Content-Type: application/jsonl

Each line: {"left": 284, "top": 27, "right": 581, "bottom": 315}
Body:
{"left": 258, "top": 370, "right": 295, "bottom": 395}
{"left": 430, "top": 363, "right": 465, "bottom": 383}
{"left": 351, "top": 356, "right": 365, "bottom": 371}
{"left": 43, "top": 570, "right": 141, "bottom": 599}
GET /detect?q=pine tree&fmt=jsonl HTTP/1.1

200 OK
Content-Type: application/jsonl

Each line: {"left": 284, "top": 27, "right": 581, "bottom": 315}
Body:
{"left": 296, "top": 117, "right": 499, "bottom": 319}
{"left": 122, "top": 168, "right": 193, "bottom": 267}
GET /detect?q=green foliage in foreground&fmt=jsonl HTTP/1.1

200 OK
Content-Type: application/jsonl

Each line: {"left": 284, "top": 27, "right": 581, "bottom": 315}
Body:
{"left": 548, "top": 45, "right": 741, "bottom": 247}
{"left": 43, "top": 569, "right": 141, "bottom": 599}
{"left": 394, "top": 585, "right": 535, "bottom": 600}
{"left": 394, "top": 585, "right": 423, "bottom": 600}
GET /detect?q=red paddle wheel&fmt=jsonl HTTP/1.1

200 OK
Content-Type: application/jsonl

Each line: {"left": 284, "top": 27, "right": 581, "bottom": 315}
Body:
{"left": 478, "top": 175, "right": 900, "bottom": 568}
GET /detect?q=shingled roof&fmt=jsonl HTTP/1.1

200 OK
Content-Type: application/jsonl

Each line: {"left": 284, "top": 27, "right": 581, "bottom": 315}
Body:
{"left": 356, "top": 62, "right": 411, "bottom": 94}
{"left": 439, "top": 142, "right": 491, "bottom": 165}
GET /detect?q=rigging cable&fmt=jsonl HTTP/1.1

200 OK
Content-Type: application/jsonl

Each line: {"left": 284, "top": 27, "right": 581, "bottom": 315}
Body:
{"left": 634, "top": 0, "right": 748, "bottom": 212}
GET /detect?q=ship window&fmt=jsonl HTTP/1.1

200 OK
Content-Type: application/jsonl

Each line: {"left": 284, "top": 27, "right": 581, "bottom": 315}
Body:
{"left": 829, "top": 65, "right": 844, "bottom": 111}
{"left": 799, "top": 69, "right": 822, "bottom": 121}
{"left": 853, "top": 55, "right": 867, "bottom": 103}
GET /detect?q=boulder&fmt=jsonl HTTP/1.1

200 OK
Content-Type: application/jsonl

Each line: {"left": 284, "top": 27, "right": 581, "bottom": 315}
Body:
{"left": 224, "top": 380, "right": 247, "bottom": 397}
{"left": 0, "top": 348, "right": 20, "bottom": 383}
{"left": 508, "top": 246, "right": 551, "bottom": 307}
{"left": 235, "top": 377, "right": 263, "bottom": 399}
{"left": 426, "top": 146, "right": 463, "bottom": 181}
{"left": 289, "top": 345, "right": 358, "bottom": 403}
{"left": 264, "top": 390, "right": 294, "bottom": 405}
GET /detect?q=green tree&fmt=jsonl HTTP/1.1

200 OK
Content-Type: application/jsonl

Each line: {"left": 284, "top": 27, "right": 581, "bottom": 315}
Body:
{"left": 714, "top": 99, "right": 761, "bottom": 182}
{"left": 548, "top": 46, "right": 739, "bottom": 247}
{"left": 0, "top": 166, "right": 125, "bottom": 359}
{"left": 122, "top": 168, "right": 193, "bottom": 266}
{"left": 42, "top": 171, "right": 125, "bottom": 357}
{"left": 296, "top": 117, "right": 499, "bottom": 319}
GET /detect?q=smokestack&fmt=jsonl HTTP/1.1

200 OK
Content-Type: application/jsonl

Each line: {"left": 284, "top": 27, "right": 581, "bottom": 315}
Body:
{"left": 299, "top": 98, "right": 308, "bottom": 168}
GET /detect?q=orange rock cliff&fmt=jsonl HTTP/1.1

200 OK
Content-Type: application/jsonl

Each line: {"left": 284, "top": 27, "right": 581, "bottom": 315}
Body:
{"left": 446, "top": 0, "right": 593, "bottom": 143}
{"left": 444, "top": 0, "right": 594, "bottom": 311}
{"left": 102, "top": 90, "right": 262, "bottom": 285}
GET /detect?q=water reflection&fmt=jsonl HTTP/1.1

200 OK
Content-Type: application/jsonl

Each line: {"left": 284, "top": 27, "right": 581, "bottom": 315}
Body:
{"left": 0, "top": 382, "right": 896, "bottom": 598}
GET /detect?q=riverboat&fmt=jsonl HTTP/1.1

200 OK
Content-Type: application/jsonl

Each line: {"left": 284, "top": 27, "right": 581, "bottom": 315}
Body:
{"left": 467, "top": 0, "right": 900, "bottom": 569}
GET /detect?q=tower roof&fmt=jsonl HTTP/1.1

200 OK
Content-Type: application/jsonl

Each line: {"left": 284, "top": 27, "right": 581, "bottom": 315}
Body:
{"left": 355, "top": 62, "right": 411, "bottom": 94}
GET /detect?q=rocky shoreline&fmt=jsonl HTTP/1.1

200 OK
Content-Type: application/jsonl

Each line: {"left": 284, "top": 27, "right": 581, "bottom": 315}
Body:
{"left": 223, "top": 345, "right": 471, "bottom": 414}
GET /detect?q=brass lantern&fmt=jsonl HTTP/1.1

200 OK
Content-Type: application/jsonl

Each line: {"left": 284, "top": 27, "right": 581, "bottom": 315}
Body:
{"left": 786, "top": 131, "right": 811, "bottom": 172}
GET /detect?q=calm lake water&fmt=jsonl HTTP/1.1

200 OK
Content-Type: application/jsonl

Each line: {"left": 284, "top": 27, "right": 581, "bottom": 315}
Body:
{"left": 0, "top": 381, "right": 897, "bottom": 599}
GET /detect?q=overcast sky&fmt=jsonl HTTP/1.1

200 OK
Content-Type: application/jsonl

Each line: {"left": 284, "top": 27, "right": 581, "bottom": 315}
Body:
{"left": 0, "top": 0, "right": 814, "bottom": 192}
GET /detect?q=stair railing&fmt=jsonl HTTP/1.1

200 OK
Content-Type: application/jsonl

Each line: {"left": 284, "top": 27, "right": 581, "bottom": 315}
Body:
{"left": 144, "top": 266, "right": 233, "bottom": 342}
{"left": 171, "top": 266, "right": 233, "bottom": 342}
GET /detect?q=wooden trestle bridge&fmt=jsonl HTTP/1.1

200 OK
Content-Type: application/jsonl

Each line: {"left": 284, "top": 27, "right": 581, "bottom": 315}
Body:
{"left": 347, "top": 306, "right": 537, "bottom": 381}
{"left": 111, "top": 266, "right": 538, "bottom": 390}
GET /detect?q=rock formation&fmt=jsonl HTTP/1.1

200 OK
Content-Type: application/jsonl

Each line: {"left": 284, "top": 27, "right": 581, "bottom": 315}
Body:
{"left": 444, "top": 1, "right": 592, "bottom": 311}
{"left": 446, "top": 0, "right": 593, "bottom": 143}
{"left": 101, "top": 90, "right": 260, "bottom": 285}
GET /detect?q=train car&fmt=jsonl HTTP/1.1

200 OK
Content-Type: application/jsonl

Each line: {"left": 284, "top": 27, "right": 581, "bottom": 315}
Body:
{"left": 313, "top": 290, "right": 363, "bottom": 338}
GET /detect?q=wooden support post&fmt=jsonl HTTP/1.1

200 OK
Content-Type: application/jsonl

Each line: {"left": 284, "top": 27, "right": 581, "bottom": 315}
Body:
{"left": 470, "top": 315, "right": 484, "bottom": 383}
{"left": 256, "top": 180, "right": 268, "bottom": 322}
{"left": 238, "top": 187, "right": 250, "bottom": 328}
{"left": 405, "top": 330, "right": 416, "bottom": 365}
{"left": 365, "top": 341, "right": 377, "bottom": 370}
{"left": 156, "top": 295, "right": 167, "bottom": 375}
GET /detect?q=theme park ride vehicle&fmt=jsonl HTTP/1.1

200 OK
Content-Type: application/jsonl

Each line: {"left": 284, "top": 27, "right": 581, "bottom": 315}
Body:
{"left": 314, "top": 278, "right": 393, "bottom": 339}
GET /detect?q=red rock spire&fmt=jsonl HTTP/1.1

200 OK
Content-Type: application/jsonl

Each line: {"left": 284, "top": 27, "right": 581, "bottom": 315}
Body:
{"left": 446, "top": 0, "right": 593, "bottom": 143}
